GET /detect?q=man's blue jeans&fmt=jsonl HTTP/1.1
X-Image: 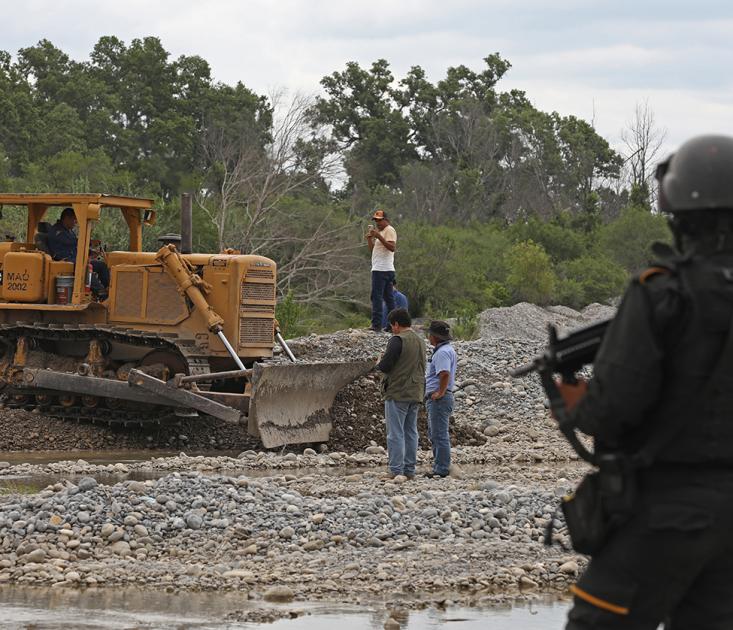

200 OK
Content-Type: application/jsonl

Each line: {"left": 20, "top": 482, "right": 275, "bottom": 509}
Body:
{"left": 426, "top": 393, "right": 454, "bottom": 475}
{"left": 371, "top": 270, "right": 395, "bottom": 329}
{"left": 385, "top": 399, "right": 419, "bottom": 476}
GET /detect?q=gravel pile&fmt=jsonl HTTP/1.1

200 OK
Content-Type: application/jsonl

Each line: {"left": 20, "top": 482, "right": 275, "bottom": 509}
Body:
{"left": 0, "top": 468, "right": 585, "bottom": 607}
{"left": 285, "top": 324, "right": 582, "bottom": 462}
{"left": 479, "top": 302, "right": 615, "bottom": 341}
{"left": 327, "top": 372, "right": 486, "bottom": 453}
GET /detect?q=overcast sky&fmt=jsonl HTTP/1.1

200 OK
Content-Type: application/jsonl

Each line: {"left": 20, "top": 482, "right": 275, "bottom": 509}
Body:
{"left": 6, "top": 0, "right": 733, "bottom": 156}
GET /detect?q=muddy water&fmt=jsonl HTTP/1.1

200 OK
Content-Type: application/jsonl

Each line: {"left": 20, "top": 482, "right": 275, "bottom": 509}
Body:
{"left": 0, "top": 450, "right": 302, "bottom": 493}
{"left": 0, "top": 449, "right": 240, "bottom": 466}
{"left": 0, "top": 586, "right": 570, "bottom": 629}
{"left": 0, "top": 451, "right": 582, "bottom": 497}
{"left": 0, "top": 449, "right": 418, "bottom": 495}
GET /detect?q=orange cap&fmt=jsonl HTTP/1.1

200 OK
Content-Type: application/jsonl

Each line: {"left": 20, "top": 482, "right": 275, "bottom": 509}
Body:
{"left": 372, "top": 209, "right": 387, "bottom": 220}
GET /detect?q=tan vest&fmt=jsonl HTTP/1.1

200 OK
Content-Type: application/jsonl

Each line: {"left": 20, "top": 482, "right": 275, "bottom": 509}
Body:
{"left": 384, "top": 329, "right": 426, "bottom": 402}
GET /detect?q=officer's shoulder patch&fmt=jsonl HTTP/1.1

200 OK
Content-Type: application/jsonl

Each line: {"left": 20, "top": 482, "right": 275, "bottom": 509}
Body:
{"left": 637, "top": 266, "right": 672, "bottom": 285}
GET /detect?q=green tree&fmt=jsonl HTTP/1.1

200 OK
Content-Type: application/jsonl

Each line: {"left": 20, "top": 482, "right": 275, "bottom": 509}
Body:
{"left": 398, "top": 54, "right": 511, "bottom": 158}
{"left": 507, "top": 215, "right": 587, "bottom": 262}
{"left": 504, "top": 241, "right": 556, "bottom": 304}
{"left": 88, "top": 36, "right": 210, "bottom": 196}
{"left": 315, "top": 59, "right": 417, "bottom": 189}
{"left": 600, "top": 204, "right": 671, "bottom": 272}
{"left": 557, "top": 255, "right": 627, "bottom": 308}
{"left": 0, "top": 50, "right": 38, "bottom": 173}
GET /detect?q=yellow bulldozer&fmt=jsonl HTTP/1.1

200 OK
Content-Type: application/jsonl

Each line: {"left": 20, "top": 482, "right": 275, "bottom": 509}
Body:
{"left": 0, "top": 193, "right": 372, "bottom": 448}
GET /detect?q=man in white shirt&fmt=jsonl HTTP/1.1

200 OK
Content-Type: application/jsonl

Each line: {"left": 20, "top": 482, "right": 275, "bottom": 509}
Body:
{"left": 366, "top": 209, "right": 397, "bottom": 332}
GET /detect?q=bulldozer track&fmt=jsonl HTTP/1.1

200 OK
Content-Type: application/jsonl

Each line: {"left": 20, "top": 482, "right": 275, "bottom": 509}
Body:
{"left": 0, "top": 323, "right": 212, "bottom": 426}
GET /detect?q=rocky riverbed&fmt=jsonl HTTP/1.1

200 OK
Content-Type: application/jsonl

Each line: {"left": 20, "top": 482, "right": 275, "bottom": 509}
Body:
{"left": 0, "top": 462, "right": 588, "bottom": 619}
{"left": 0, "top": 302, "right": 611, "bottom": 621}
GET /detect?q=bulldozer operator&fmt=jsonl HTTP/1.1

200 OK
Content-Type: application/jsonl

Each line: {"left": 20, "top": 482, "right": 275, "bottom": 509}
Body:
{"left": 47, "top": 207, "right": 110, "bottom": 298}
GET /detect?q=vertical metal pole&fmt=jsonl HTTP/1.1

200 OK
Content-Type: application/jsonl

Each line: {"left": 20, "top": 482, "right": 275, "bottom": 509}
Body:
{"left": 275, "top": 331, "right": 297, "bottom": 363}
{"left": 216, "top": 331, "right": 246, "bottom": 370}
{"left": 181, "top": 193, "right": 193, "bottom": 254}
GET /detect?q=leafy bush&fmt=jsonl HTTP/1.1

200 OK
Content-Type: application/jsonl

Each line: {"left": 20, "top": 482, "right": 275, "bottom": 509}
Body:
{"left": 451, "top": 305, "right": 480, "bottom": 340}
{"left": 276, "top": 290, "right": 304, "bottom": 339}
{"left": 504, "top": 240, "right": 556, "bottom": 305}
{"left": 507, "top": 215, "right": 587, "bottom": 262}
{"left": 482, "top": 281, "right": 511, "bottom": 308}
{"left": 397, "top": 221, "right": 511, "bottom": 316}
{"left": 599, "top": 205, "right": 671, "bottom": 272}
{"left": 557, "top": 255, "right": 627, "bottom": 308}
{"left": 556, "top": 277, "right": 585, "bottom": 310}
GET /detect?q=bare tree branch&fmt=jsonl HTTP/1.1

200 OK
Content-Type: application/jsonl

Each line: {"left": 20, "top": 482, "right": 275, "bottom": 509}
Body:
{"left": 198, "top": 89, "right": 361, "bottom": 303}
{"left": 621, "top": 100, "right": 667, "bottom": 206}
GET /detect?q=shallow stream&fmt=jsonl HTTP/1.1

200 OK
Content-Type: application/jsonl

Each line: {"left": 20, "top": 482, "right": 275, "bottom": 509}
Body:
{"left": 0, "top": 449, "right": 236, "bottom": 466}
{"left": 0, "top": 586, "right": 570, "bottom": 629}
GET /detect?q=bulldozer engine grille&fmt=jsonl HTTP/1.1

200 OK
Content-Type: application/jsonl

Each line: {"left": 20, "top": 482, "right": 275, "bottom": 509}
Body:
{"left": 245, "top": 268, "right": 274, "bottom": 280}
{"left": 115, "top": 271, "right": 144, "bottom": 318}
{"left": 241, "top": 282, "right": 276, "bottom": 302}
{"left": 239, "top": 318, "right": 273, "bottom": 345}
{"left": 147, "top": 273, "right": 188, "bottom": 322}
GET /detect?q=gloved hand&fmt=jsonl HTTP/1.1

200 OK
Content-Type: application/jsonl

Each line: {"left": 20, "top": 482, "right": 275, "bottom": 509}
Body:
{"left": 555, "top": 378, "right": 588, "bottom": 412}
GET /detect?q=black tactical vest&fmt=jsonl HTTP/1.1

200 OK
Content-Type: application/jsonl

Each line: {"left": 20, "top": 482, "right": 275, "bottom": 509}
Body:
{"left": 646, "top": 255, "right": 733, "bottom": 464}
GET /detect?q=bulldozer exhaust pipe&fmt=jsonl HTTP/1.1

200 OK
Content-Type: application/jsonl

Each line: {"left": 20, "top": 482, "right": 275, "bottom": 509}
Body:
{"left": 181, "top": 192, "right": 192, "bottom": 254}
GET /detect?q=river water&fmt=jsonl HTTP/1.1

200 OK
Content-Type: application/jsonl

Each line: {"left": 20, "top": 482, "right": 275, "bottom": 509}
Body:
{"left": 0, "top": 449, "right": 238, "bottom": 466}
{"left": 0, "top": 586, "right": 570, "bottom": 629}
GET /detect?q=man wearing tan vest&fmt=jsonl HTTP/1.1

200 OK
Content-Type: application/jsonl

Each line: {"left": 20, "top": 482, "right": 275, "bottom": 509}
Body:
{"left": 376, "top": 308, "right": 426, "bottom": 479}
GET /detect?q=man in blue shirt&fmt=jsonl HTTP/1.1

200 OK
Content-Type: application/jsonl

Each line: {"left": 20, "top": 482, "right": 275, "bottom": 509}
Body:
{"left": 47, "top": 207, "right": 110, "bottom": 296}
{"left": 381, "top": 280, "right": 408, "bottom": 329}
{"left": 424, "top": 320, "right": 457, "bottom": 478}
{"left": 47, "top": 207, "right": 79, "bottom": 262}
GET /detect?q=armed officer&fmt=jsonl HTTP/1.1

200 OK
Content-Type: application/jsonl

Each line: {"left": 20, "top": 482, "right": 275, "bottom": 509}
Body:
{"left": 560, "top": 135, "right": 733, "bottom": 629}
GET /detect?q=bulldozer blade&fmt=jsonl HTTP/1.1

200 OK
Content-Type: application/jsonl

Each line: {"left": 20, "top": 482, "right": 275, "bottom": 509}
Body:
{"left": 248, "top": 360, "right": 376, "bottom": 448}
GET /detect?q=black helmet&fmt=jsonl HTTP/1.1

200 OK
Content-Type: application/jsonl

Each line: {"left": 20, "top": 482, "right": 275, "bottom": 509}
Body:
{"left": 657, "top": 134, "right": 733, "bottom": 213}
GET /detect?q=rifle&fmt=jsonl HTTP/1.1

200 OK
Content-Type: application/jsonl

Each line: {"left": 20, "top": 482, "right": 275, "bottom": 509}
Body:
{"left": 512, "top": 318, "right": 636, "bottom": 552}
{"left": 511, "top": 318, "right": 612, "bottom": 464}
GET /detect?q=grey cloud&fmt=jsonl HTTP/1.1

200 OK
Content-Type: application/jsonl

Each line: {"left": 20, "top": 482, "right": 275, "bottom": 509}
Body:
{"left": 2, "top": 0, "right": 733, "bottom": 154}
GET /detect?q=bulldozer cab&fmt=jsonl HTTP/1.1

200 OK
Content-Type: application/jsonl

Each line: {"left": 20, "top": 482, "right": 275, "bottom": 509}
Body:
{"left": 0, "top": 194, "right": 155, "bottom": 306}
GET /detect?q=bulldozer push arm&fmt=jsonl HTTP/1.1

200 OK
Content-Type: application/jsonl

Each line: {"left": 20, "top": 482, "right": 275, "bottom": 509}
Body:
{"left": 155, "top": 244, "right": 246, "bottom": 370}
{"left": 511, "top": 318, "right": 612, "bottom": 465}
{"left": 156, "top": 244, "right": 297, "bottom": 365}
{"left": 21, "top": 368, "right": 242, "bottom": 424}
